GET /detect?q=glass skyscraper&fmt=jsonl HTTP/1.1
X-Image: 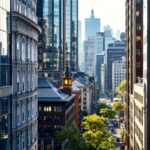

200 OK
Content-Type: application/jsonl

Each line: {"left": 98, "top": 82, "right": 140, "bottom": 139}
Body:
{"left": 37, "top": 0, "right": 78, "bottom": 71}
{"left": 85, "top": 9, "right": 100, "bottom": 40}
{"left": 0, "top": 0, "right": 11, "bottom": 149}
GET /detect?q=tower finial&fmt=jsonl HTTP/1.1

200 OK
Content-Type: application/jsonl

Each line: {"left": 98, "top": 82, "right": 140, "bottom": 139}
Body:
{"left": 91, "top": 9, "right": 95, "bottom": 18}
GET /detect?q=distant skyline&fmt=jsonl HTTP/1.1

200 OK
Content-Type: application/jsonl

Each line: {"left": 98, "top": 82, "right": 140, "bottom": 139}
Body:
{"left": 79, "top": 0, "right": 125, "bottom": 41}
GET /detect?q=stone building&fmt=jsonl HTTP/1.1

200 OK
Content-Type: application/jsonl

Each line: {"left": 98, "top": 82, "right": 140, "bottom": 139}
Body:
{"left": 11, "top": 0, "right": 40, "bottom": 149}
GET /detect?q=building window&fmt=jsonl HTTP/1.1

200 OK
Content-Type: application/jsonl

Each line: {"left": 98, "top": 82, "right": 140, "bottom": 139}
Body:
{"left": 22, "top": 71, "right": 25, "bottom": 92}
{"left": 83, "top": 106, "right": 87, "bottom": 110}
{"left": 136, "top": 49, "right": 141, "bottom": 56}
{"left": 44, "top": 106, "right": 52, "bottom": 112}
{"left": 17, "top": 134, "right": 20, "bottom": 149}
{"left": 136, "top": 36, "right": 141, "bottom": 42}
{"left": 17, "top": 36, "right": 20, "bottom": 60}
{"left": 136, "top": 24, "right": 142, "bottom": 31}
{"left": 54, "top": 106, "right": 62, "bottom": 112}
{"left": 83, "top": 102, "right": 86, "bottom": 105}
{"left": 27, "top": 39, "right": 30, "bottom": 60}
{"left": 17, "top": 71, "right": 20, "bottom": 93}
{"left": 136, "top": 11, "right": 140, "bottom": 17}
{"left": 22, "top": 38, "right": 26, "bottom": 61}
{"left": 136, "top": 62, "right": 141, "bottom": 68}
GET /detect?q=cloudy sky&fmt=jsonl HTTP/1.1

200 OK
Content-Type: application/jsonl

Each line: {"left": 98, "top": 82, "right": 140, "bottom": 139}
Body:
{"left": 79, "top": 0, "right": 125, "bottom": 41}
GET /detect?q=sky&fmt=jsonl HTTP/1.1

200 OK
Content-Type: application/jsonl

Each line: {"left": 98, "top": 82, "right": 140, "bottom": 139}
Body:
{"left": 79, "top": 0, "right": 125, "bottom": 41}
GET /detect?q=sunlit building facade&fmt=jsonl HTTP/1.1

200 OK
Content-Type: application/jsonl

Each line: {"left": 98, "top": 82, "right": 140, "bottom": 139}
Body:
{"left": 112, "top": 57, "right": 125, "bottom": 97}
{"left": 37, "top": 0, "right": 78, "bottom": 71}
{"left": 0, "top": 0, "right": 11, "bottom": 149}
{"left": 105, "top": 40, "right": 125, "bottom": 96}
{"left": 125, "top": 0, "right": 149, "bottom": 149}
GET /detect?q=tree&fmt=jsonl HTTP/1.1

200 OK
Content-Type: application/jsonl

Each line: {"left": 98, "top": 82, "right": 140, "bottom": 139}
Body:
{"left": 115, "top": 80, "right": 126, "bottom": 100}
{"left": 56, "top": 126, "right": 87, "bottom": 150}
{"left": 81, "top": 114, "right": 117, "bottom": 150}
{"left": 96, "top": 102, "right": 110, "bottom": 115}
{"left": 99, "top": 108, "right": 116, "bottom": 118}
{"left": 117, "top": 129, "right": 126, "bottom": 142}
{"left": 112, "top": 102, "right": 125, "bottom": 113}
{"left": 112, "top": 102, "right": 125, "bottom": 123}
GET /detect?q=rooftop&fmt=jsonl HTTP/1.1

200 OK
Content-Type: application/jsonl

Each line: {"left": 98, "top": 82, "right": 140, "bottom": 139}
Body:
{"left": 38, "top": 78, "right": 70, "bottom": 102}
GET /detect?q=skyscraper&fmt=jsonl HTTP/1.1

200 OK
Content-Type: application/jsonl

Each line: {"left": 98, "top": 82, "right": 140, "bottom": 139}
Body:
{"left": 105, "top": 40, "right": 125, "bottom": 96}
{"left": 112, "top": 57, "right": 125, "bottom": 97}
{"left": 96, "top": 53, "right": 104, "bottom": 95}
{"left": 11, "top": 0, "right": 40, "bottom": 149}
{"left": 37, "top": 0, "right": 78, "bottom": 71}
{"left": 85, "top": 9, "right": 100, "bottom": 40}
{"left": 84, "top": 32, "right": 104, "bottom": 77}
{"left": 126, "top": 0, "right": 148, "bottom": 149}
{"left": 0, "top": 0, "right": 11, "bottom": 149}
{"left": 78, "top": 20, "right": 84, "bottom": 71}
{"left": 84, "top": 36, "right": 95, "bottom": 76}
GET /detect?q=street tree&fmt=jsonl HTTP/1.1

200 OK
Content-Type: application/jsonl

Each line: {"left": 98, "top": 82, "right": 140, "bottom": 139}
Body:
{"left": 55, "top": 126, "right": 87, "bottom": 150}
{"left": 115, "top": 80, "right": 126, "bottom": 100}
{"left": 112, "top": 102, "right": 125, "bottom": 113}
{"left": 99, "top": 108, "right": 116, "bottom": 118}
{"left": 112, "top": 101, "right": 125, "bottom": 123}
{"left": 81, "top": 114, "right": 117, "bottom": 150}
{"left": 117, "top": 128, "right": 126, "bottom": 142}
{"left": 96, "top": 102, "right": 110, "bottom": 115}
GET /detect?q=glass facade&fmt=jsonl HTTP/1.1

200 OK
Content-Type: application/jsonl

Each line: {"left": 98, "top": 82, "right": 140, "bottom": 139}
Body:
{"left": 38, "top": 0, "right": 62, "bottom": 71}
{"left": 71, "top": 0, "right": 78, "bottom": 71}
{"left": 37, "top": 0, "right": 78, "bottom": 71}
{"left": 0, "top": 0, "right": 10, "bottom": 86}
{"left": 65, "top": 0, "right": 71, "bottom": 66}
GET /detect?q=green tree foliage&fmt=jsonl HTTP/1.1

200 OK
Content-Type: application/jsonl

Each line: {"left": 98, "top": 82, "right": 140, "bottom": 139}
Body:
{"left": 56, "top": 114, "right": 118, "bottom": 150}
{"left": 81, "top": 114, "right": 117, "bottom": 150}
{"left": 96, "top": 102, "right": 110, "bottom": 115}
{"left": 99, "top": 108, "right": 116, "bottom": 118}
{"left": 116, "top": 80, "right": 126, "bottom": 100}
{"left": 112, "top": 102, "right": 125, "bottom": 114}
{"left": 117, "top": 129, "right": 126, "bottom": 142}
{"left": 55, "top": 126, "right": 87, "bottom": 150}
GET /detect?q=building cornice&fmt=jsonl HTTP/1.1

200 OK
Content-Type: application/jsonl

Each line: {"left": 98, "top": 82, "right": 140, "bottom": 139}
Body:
{"left": 12, "top": 12, "right": 41, "bottom": 33}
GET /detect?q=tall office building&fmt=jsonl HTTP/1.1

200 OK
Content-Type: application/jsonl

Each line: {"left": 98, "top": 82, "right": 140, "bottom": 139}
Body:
{"left": 103, "top": 25, "right": 113, "bottom": 38}
{"left": 0, "top": 0, "right": 12, "bottom": 149}
{"left": 125, "top": 0, "right": 149, "bottom": 149}
{"left": 11, "top": 0, "right": 40, "bottom": 149}
{"left": 103, "top": 25, "right": 115, "bottom": 53}
{"left": 96, "top": 53, "right": 104, "bottom": 95}
{"left": 105, "top": 40, "right": 125, "bottom": 96}
{"left": 78, "top": 20, "right": 84, "bottom": 71}
{"left": 37, "top": 0, "right": 78, "bottom": 71}
{"left": 85, "top": 9, "right": 100, "bottom": 40}
{"left": 84, "top": 32, "right": 104, "bottom": 77}
{"left": 112, "top": 57, "right": 125, "bottom": 97}
{"left": 101, "top": 64, "right": 106, "bottom": 96}
{"left": 84, "top": 36, "right": 95, "bottom": 76}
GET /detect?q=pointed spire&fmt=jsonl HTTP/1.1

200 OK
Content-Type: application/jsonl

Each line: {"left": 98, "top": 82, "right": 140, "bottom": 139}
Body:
{"left": 91, "top": 9, "right": 95, "bottom": 18}
{"left": 64, "top": 64, "right": 72, "bottom": 77}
